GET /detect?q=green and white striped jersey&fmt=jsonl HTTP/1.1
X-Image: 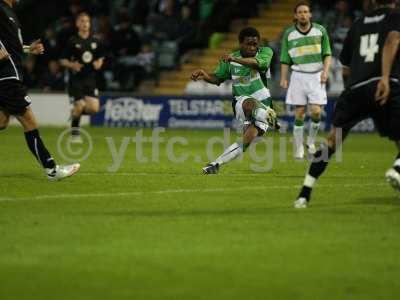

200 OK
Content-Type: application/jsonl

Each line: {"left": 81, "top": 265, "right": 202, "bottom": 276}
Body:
{"left": 213, "top": 47, "right": 273, "bottom": 103}
{"left": 280, "top": 23, "right": 331, "bottom": 73}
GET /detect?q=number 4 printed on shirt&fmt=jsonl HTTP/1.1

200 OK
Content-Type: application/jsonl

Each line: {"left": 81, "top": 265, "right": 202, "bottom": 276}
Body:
{"left": 360, "top": 34, "right": 379, "bottom": 63}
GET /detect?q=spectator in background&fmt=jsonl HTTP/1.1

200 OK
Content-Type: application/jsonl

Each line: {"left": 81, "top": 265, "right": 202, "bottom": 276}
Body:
{"left": 64, "top": 0, "right": 85, "bottom": 19}
{"left": 150, "top": 0, "right": 181, "bottom": 41}
{"left": 233, "top": 0, "right": 263, "bottom": 19}
{"left": 56, "top": 17, "right": 75, "bottom": 52}
{"left": 39, "top": 60, "right": 65, "bottom": 92}
{"left": 96, "top": 15, "right": 113, "bottom": 48}
{"left": 176, "top": 5, "right": 198, "bottom": 55}
{"left": 22, "top": 56, "right": 39, "bottom": 89}
{"left": 152, "top": 0, "right": 180, "bottom": 15}
{"left": 131, "top": 1, "right": 151, "bottom": 26}
{"left": 329, "top": 14, "right": 353, "bottom": 93}
{"left": 111, "top": 8, "right": 142, "bottom": 56}
{"left": 85, "top": 0, "right": 108, "bottom": 16}
{"left": 331, "top": 15, "right": 353, "bottom": 56}
{"left": 41, "top": 27, "right": 59, "bottom": 63}
{"left": 197, "top": 0, "right": 214, "bottom": 22}
{"left": 111, "top": 7, "right": 142, "bottom": 90}
{"left": 196, "top": 0, "right": 235, "bottom": 47}
{"left": 131, "top": 43, "right": 156, "bottom": 88}
{"left": 355, "top": 0, "right": 375, "bottom": 18}
{"left": 33, "top": 27, "right": 60, "bottom": 77}
{"left": 325, "top": 0, "right": 353, "bottom": 35}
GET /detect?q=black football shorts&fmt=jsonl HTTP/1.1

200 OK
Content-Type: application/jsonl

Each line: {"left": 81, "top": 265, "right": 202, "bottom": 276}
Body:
{"left": 333, "top": 80, "right": 400, "bottom": 141}
{"left": 0, "top": 80, "right": 31, "bottom": 115}
{"left": 68, "top": 77, "right": 99, "bottom": 103}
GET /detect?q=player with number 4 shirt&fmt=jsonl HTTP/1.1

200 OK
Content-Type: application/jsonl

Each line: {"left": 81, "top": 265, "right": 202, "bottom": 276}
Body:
{"left": 294, "top": 0, "right": 400, "bottom": 208}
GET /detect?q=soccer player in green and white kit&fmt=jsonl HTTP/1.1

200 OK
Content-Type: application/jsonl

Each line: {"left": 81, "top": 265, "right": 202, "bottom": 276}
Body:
{"left": 280, "top": 2, "right": 332, "bottom": 159}
{"left": 191, "top": 27, "right": 278, "bottom": 174}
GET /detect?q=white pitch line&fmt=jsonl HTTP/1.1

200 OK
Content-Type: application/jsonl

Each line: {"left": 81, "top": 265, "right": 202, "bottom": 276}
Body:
{"left": 0, "top": 183, "right": 388, "bottom": 202}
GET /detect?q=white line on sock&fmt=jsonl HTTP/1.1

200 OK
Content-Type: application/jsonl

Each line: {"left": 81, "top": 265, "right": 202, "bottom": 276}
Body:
{"left": 394, "top": 159, "right": 400, "bottom": 168}
{"left": 304, "top": 175, "right": 316, "bottom": 188}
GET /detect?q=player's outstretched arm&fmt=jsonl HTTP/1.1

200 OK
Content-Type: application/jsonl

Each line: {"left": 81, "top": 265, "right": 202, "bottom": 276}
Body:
{"left": 376, "top": 31, "right": 400, "bottom": 105}
{"left": 0, "top": 48, "right": 10, "bottom": 60}
{"left": 222, "top": 54, "right": 260, "bottom": 70}
{"left": 190, "top": 69, "right": 220, "bottom": 85}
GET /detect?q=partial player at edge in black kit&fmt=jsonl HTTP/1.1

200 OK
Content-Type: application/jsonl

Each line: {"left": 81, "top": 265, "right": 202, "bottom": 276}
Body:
{"left": 294, "top": 0, "right": 400, "bottom": 208}
{"left": 60, "top": 12, "right": 104, "bottom": 144}
{"left": 0, "top": 0, "right": 79, "bottom": 181}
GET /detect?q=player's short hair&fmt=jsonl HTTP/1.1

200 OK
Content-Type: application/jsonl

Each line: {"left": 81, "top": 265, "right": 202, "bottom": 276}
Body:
{"left": 238, "top": 27, "right": 260, "bottom": 43}
{"left": 294, "top": 1, "right": 311, "bottom": 13}
{"left": 76, "top": 12, "right": 90, "bottom": 21}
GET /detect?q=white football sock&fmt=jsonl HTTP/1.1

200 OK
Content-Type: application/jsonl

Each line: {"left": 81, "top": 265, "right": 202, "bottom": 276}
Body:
{"left": 254, "top": 107, "right": 267, "bottom": 121}
{"left": 394, "top": 158, "right": 400, "bottom": 168}
{"left": 304, "top": 174, "right": 316, "bottom": 188}
{"left": 293, "top": 125, "right": 304, "bottom": 150}
{"left": 252, "top": 108, "right": 270, "bottom": 132}
{"left": 214, "top": 142, "right": 243, "bottom": 166}
{"left": 307, "top": 121, "right": 320, "bottom": 146}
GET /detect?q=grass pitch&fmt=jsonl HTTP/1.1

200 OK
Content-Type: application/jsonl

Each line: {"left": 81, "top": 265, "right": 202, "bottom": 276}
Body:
{"left": 1, "top": 126, "right": 399, "bottom": 300}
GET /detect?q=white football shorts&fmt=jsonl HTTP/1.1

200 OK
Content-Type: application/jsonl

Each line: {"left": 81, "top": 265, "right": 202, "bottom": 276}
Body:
{"left": 285, "top": 71, "right": 327, "bottom": 106}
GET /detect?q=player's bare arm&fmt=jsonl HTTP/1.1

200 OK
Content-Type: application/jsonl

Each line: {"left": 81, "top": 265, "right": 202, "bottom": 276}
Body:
{"left": 376, "top": 31, "right": 400, "bottom": 105}
{"left": 23, "top": 39, "right": 44, "bottom": 55}
{"left": 221, "top": 54, "right": 260, "bottom": 70}
{"left": 60, "top": 59, "right": 83, "bottom": 73}
{"left": 342, "top": 65, "right": 350, "bottom": 87}
{"left": 190, "top": 69, "right": 220, "bottom": 85}
{"left": 321, "top": 55, "right": 332, "bottom": 83}
{"left": 0, "top": 47, "right": 9, "bottom": 60}
{"left": 93, "top": 57, "right": 105, "bottom": 70}
{"left": 280, "top": 64, "right": 289, "bottom": 89}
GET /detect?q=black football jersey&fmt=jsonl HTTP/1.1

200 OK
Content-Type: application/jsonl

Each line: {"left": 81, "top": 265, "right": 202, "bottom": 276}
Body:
{"left": 340, "top": 8, "right": 400, "bottom": 87}
{"left": 61, "top": 34, "right": 104, "bottom": 81}
{"left": 0, "top": 1, "right": 24, "bottom": 82}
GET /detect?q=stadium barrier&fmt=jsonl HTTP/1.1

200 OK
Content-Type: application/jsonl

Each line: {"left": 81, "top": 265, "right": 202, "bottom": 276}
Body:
{"left": 9, "top": 93, "right": 374, "bottom": 132}
{"left": 91, "top": 94, "right": 375, "bottom": 133}
{"left": 10, "top": 93, "right": 89, "bottom": 126}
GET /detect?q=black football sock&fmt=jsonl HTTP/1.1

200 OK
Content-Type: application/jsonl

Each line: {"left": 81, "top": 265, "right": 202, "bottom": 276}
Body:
{"left": 309, "top": 146, "right": 335, "bottom": 178}
{"left": 71, "top": 116, "right": 81, "bottom": 136}
{"left": 24, "top": 129, "right": 56, "bottom": 169}
{"left": 298, "top": 145, "right": 335, "bottom": 201}
{"left": 298, "top": 186, "right": 312, "bottom": 201}
{"left": 394, "top": 152, "right": 400, "bottom": 173}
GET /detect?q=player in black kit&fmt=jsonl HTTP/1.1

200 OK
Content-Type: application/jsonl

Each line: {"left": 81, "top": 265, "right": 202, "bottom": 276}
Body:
{"left": 60, "top": 12, "right": 104, "bottom": 143}
{"left": 0, "top": 0, "right": 79, "bottom": 181}
{"left": 294, "top": 0, "right": 400, "bottom": 208}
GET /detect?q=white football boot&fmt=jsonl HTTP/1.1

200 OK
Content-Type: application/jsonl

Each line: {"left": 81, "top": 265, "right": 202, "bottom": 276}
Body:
{"left": 385, "top": 168, "right": 400, "bottom": 192}
{"left": 46, "top": 163, "right": 80, "bottom": 181}
{"left": 70, "top": 135, "right": 84, "bottom": 144}
{"left": 294, "top": 197, "right": 308, "bottom": 209}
